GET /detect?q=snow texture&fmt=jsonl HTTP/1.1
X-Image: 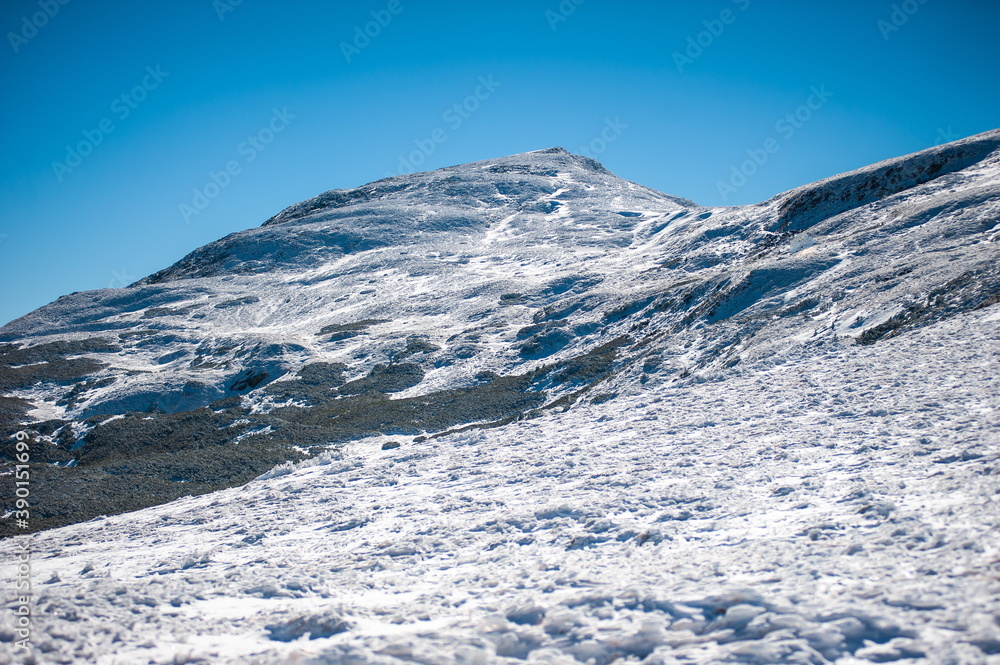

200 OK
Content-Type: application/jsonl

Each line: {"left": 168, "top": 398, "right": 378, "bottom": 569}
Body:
{"left": 1, "top": 310, "right": 998, "bottom": 664}
{"left": 1, "top": 132, "right": 999, "bottom": 663}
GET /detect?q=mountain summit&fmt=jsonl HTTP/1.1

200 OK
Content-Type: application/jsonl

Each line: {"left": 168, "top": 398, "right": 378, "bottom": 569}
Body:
{"left": 140, "top": 147, "right": 695, "bottom": 284}
{"left": 2, "top": 133, "right": 999, "bottom": 535}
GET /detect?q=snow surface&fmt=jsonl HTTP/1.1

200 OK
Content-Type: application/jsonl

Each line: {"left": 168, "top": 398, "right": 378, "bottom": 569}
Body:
{"left": 1, "top": 306, "right": 998, "bottom": 664}
{"left": 2, "top": 133, "right": 1000, "bottom": 663}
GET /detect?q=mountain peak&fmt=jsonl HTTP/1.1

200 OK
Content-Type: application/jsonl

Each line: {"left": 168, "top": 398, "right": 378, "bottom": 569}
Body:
{"left": 261, "top": 147, "right": 620, "bottom": 227}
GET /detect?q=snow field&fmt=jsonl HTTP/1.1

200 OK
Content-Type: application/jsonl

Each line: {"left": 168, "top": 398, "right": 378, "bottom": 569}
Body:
{"left": 2, "top": 306, "right": 998, "bottom": 664}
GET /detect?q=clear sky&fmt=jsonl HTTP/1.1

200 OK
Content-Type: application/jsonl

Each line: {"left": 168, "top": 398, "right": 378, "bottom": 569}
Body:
{"left": 1, "top": 0, "right": 997, "bottom": 326}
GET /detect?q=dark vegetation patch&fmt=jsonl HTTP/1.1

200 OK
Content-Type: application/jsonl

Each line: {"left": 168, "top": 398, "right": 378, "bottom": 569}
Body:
{"left": 338, "top": 363, "right": 424, "bottom": 395}
{"left": 317, "top": 319, "right": 389, "bottom": 342}
{"left": 0, "top": 406, "right": 309, "bottom": 537}
{"left": 857, "top": 269, "right": 1000, "bottom": 345}
{"left": 0, "top": 338, "right": 118, "bottom": 391}
{"left": 77, "top": 408, "right": 257, "bottom": 465}
{"left": 214, "top": 295, "right": 261, "bottom": 309}
{"left": 0, "top": 330, "right": 636, "bottom": 536}
{"left": 210, "top": 396, "right": 243, "bottom": 410}
{"left": 0, "top": 338, "right": 120, "bottom": 365}
{"left": 143, "top": 304, "right": 204, "bottom": 318}
{"left": 0, "top": 397, "right": 33, "bottom": 431}
{"left": 298, "top": 362, "right": 347, "bottom": 386}
{"left": 274, "top": 373, "right": 545, "bottom": 440}
{"left": 0, "top": 359, "right": 108, "bottom": 392}
{"left": 395, "top": 337, "right": 441, "bottom": 360}
{"left": 264, "top": 363, "right": 347, "bottom": 405}
{"left": 56, "top": 377, "right": 116, "bottom": 408}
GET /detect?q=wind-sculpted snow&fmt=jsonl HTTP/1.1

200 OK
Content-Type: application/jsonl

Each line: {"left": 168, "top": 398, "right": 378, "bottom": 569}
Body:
{"left": 1, "top": 308, "right": 997, "bottom": 663}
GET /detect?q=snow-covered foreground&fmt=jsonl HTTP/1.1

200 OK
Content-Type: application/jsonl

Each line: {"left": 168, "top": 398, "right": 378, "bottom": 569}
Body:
{"left": 3, "top": 306, "right": 998, "bottom": 664}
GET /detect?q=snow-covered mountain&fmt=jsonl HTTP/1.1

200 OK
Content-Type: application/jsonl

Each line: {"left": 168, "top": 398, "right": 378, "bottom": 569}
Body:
{"left": 1, "top": 132, "right": 999, "bottom": 664}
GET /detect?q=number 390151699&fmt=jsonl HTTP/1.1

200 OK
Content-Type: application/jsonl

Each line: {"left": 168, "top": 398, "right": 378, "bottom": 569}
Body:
{"left": 13, "top": 432, "right": 30, "bottom": 521}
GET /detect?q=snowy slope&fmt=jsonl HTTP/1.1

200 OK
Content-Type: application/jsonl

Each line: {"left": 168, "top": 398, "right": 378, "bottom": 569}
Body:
{"left": 2, "top": 133, "right": 999, "bottom": 535}
{"left": 0, "top": 131, "right": 999, "bottom": 662}
{"left": 1, "top": 306, "right": 998, "bottom": 664}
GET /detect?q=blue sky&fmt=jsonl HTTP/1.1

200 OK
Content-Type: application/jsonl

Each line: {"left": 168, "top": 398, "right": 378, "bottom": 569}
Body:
{"left": 1, "top": 0, "right": 998, "bottom": 326}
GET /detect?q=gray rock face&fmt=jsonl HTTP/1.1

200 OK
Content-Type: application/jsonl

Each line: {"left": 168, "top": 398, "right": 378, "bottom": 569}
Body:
{"left": 1, "top": 132, "right": 999, "bottom": 534}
